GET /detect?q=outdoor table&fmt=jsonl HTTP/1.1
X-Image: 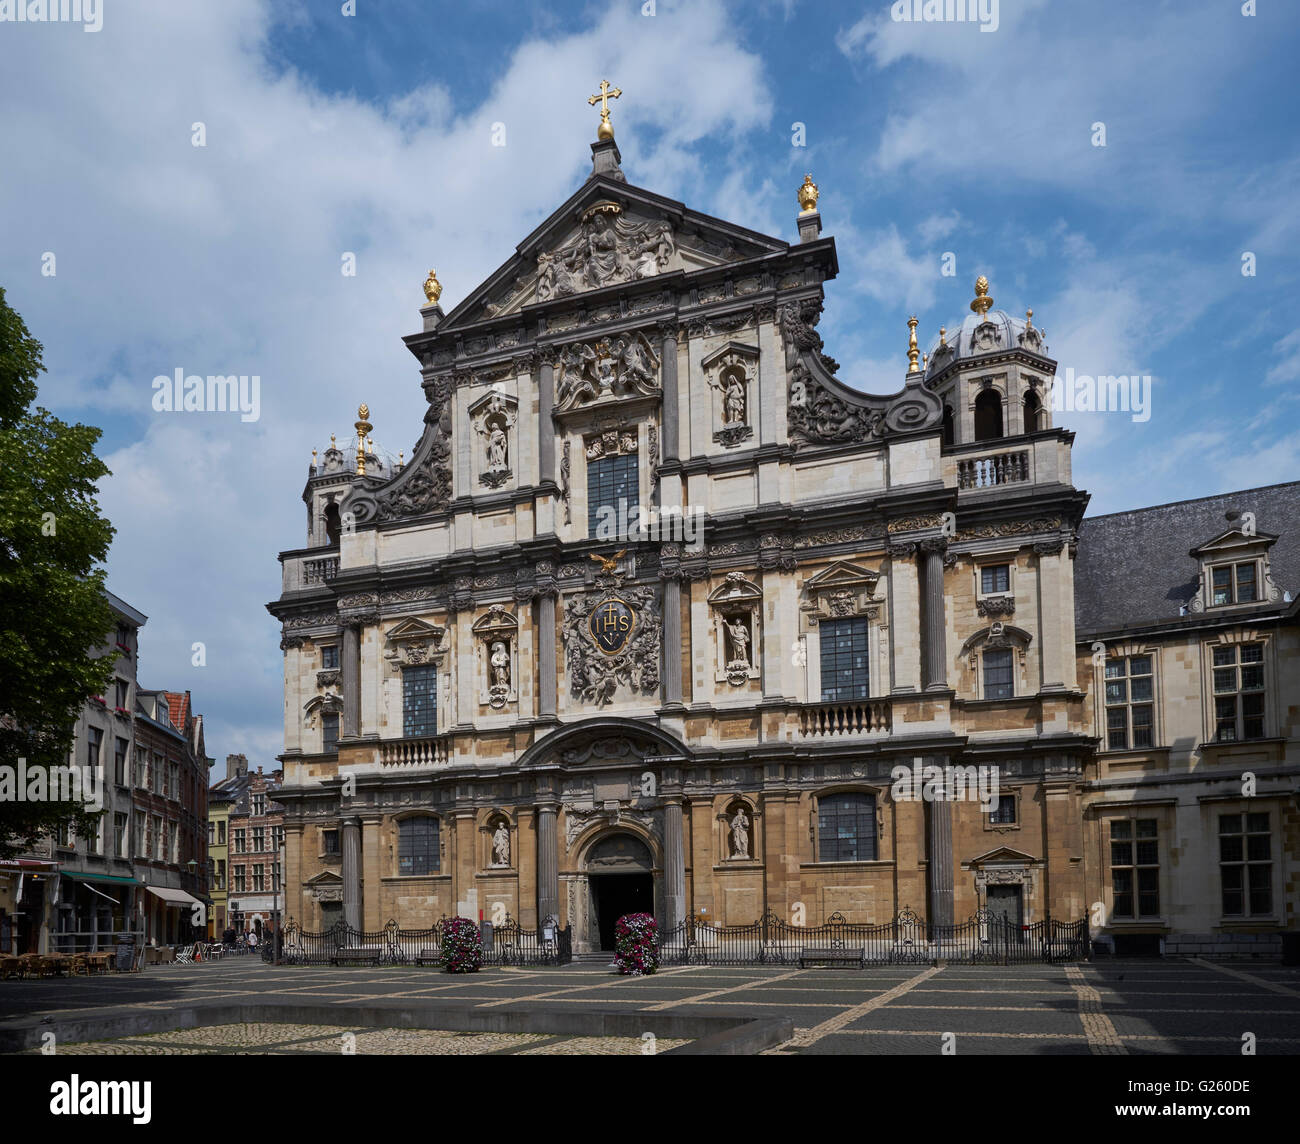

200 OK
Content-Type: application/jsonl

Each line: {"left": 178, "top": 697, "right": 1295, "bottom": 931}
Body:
{"left": 0, "top": 956, "right": 20, "bottom": 979}
{"left": 88, "top": 952, "right": 114, "bottom": 975}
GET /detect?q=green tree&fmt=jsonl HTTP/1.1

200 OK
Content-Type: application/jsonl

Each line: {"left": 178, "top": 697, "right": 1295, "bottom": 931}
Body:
{"left": 0, "top": 286, "right": 116, "bottom": 856}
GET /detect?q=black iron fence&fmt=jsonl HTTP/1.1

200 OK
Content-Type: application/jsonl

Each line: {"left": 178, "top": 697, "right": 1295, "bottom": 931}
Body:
{"left": 273, "top": 917, "right": 571, "bottom": 967}
{"left": 657, "top": 908, "right": 1089, "bottom": 966}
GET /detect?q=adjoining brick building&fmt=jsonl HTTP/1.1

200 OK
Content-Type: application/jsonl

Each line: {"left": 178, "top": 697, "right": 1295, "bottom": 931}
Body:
{"left": 268, "top": 118, "right": 1112, "bottom": 952}
{"left": 212, "top": 758, "right": 286, "bottom": 940}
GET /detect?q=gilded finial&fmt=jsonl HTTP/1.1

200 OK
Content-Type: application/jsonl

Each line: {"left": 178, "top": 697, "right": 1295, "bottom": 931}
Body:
{"left": 588, "top": 79, "right": 622, "bottom": 142}
{"left": 330, "top": 434, "right": 336, "bottom": 449}
{"left": 423, "top": 269, "right": 442, "bottom": 305}
{"left": 1025, "top": 307, "right": 1034, "bottom": 329}
{"left": 797, "top": 173, "right": 819, "bottom": 215}
{"left": 907, "top": 315, "right": 920, "bottom": 373}
{"left": 939, "top": 326, "right": 947, "bottom": 347}
{"left": 355, "top": 404, "right": 373, "bottom": 477}
{"left": 398, "top": 449, "right": 404, "bottom": 468}
{"left": 970, "top": 275, "right": 994, "bottom": 322}
{"left": 311, "top": 448, "right": 318, "bottom": 469}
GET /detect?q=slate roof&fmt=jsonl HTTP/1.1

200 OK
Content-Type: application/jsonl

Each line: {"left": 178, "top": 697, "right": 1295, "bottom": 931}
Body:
{"left": 1074, "top": 481, "right": 1300, "bottom": 636}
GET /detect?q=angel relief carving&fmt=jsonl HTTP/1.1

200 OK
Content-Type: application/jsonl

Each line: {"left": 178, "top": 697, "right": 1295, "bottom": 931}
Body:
{"left": 535, "top": 201, "right": 675, "bottom": 301}
{"left": 556, "top": 331, "right": 661, "bottom": 412}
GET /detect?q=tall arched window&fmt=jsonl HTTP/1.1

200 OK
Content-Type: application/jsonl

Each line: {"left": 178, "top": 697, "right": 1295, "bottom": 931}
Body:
{"left": 817, "top": 792, "right": 877, "bottom": 862}
{"left": 942, "top": 403, "right": 955, "bottom": 446}
{"left": 323, "top": 501, "right": 341, "bottom": 546}
{"left": 1023, "top": 391, "right": 1042, "bottom": 433}
{"left": 973, "top": 390, "right": 1004, "bottom": 441}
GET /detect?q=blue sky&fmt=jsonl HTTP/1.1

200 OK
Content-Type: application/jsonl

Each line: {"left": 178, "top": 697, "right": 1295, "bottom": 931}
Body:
{"left": 1, "top": 0, "right": 1297, "bottom": 773}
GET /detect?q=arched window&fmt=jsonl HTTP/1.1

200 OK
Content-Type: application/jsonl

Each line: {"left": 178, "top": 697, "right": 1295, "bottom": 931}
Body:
{"left": 974, "top": 390, "right": 1003, "bottom": 441}
{"left": 1023, "top": 391, "right": 1042, "bottom": 433}
{"left": 817, "top": 792, "right": 877, "bottom": 862}
{"left": 323, "top": 501, "right": 341, "bottom": 546}
{"left": 398, "top": 817, "right": 439, "bottom": 875}
{"left": 942, "top": 403, "right": 955, "bottom": 446}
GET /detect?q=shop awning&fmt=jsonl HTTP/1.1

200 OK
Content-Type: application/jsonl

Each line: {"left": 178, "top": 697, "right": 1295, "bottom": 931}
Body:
{"left": 144, "top": 886, "right": 202, "bottom": 908}
{"left": 64, "top": 872, "right": 138, "bottom": 886}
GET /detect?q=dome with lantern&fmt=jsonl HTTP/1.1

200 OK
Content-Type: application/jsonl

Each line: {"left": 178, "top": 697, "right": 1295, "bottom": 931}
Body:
{"left": 925, "top": 276, "right": 1049, "bottom": 379}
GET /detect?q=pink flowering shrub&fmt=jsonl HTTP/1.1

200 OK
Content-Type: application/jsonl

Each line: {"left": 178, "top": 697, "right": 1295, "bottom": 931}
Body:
{"left": 614, "top": 912, "right": 658, "bottom": 976}
{"left": 441, "top": 916, "right": 483, "bottom": 973}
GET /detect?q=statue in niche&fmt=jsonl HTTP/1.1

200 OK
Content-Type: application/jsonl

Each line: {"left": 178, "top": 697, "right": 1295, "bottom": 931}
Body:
{"left": 492, "top": 821, "right": 510, "bottom": 867}
{"left": 722, "top": 371, "right": 746, "bottom": 425}
{"left": 730, "top": 807, "right": 750, "bottom": 859}
{"left": 726, "top": 617, "right": 751, "bottom": 666}
{"left": 490, "top": 640, "right": 510, "bottom": 689}
{"left": 486, "top": 422, "right": 508, "bottom": 473}
{"left": 581, "top": 211, "right": 624, "bottom": 286}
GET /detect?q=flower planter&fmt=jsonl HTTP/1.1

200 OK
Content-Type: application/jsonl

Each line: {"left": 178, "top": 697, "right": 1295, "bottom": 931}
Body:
{"left": 440, "top": 916, "right": 483, "bottom": 973}
{"left": 614, "top": 912, "right": 658, "bottom": 976}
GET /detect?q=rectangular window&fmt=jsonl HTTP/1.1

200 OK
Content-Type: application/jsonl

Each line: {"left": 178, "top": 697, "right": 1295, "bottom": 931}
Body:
{"left": 168, "top": 762, "right": 179, "bottom": 801}
{"left": 169, "top": 822, "right": 178, "bottom": 863}
{"left": 321, "top": 712, "right": 339, "bottom": 753}
{"left": 273, "top": 825, "right": 284, "bottom": 851}
{"left": 208, "top": 821, "right": 215, "bottom": 845}
{"left": 321, "top": 645, "right": 339, "bottom": 670}
{"left": 115, "top": 679, "right": 129, "bottom": 709}
{"left": 86, "top": 726, "right": 103, "bottom": 772}
{"left": 983, "top": 649, "right": 1014, "bottom": 700}
{"left": 134, "top": 811, "right": 146, "bottom": 857}
{"left": 988, "top": 794, "right": 1017, "bottom": 825}
{"left": 112, "top": 737, "right": 128, "bottom": 785}
{"left": 114, "top": 813, "right": 128, "bottom": 858}
{"left": 398, "top": 818, "right": 440, "bottom": 875}
{"left": 233, "top": 866, "right": 246, "bottom": 894}
{"left": 586, "top": 452, "right": 638, "bottom": 538}
{"left": 1110, "top": 819, "right": 1160, "bottom": 919}
{"left": 1212, "top": 562, "right": 1259, "bottom": 606}
{"left": 251, "top": 793, "right": 265, "bottom": 817}
{"left": 134, "top": 747, "right": 147, "bottom": 789}
{"left": 819, "top": 617, "right": 870, "bottom": 702}
{"left": 272, "top": 863, "right": 281, "bottom": 894}
{"left": 152, "top": 815, "right": 164, "bottom": 860}
{"left": 1103, "top": 655, "right": 1154, "bottom": 750}
{"left": 402, "top": 665, "right": 438, "bottom": 738}
{"left": 1213, "top": 644, "right": 1265, "bottom": 741}
{"left": 817, "top": 793, "right": 877, "bottom": 863}
{"left": 253, "top": 827, "right": 265, "bottom": 852}
{"left": 252, "top": 865, "right": 265, "bottom": 893}
{"left": 87, "top": 817, "right": 102, "bottom": 854}
{"left": 152, "top": 753, "right": 164, "bottom": 795}
{"left": 216, "top": 859, "right": 226, "bottom": 890}
{"left": 234, "top": 829, "right": 246, "bottom": 855}
{"left": 323, "top": 829, "right": 340, "bottom": 855}
{"left": 218, "top": 820, "right": 226, "bottom": 844}
{"left": 980, "top": 564, "right": 1011, "bottom": 594}
{"left": 1219, "top": 812, "right": 1272, "bottom": 917}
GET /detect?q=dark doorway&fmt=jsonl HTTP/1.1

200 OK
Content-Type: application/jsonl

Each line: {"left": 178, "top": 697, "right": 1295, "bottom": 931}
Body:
{"left": 973, "top": 389, "right": 1004, "bottom": 440}
{"left": 985, "top": 884, "right": 1024, "bottom": 930}
{"left": 590, "top": 873, "right": 653, "bottom": 951}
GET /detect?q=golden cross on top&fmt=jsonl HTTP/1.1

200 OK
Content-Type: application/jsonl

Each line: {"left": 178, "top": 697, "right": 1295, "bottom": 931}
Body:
{"left": 588, "top": 79, "right": 622, "bottom": 141}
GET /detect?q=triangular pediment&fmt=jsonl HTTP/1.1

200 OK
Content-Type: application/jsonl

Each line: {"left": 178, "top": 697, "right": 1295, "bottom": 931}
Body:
{"left": 385, "top": 617, "right": 445, "bottom": 643}
{"left": 304, "top": 870, "right": 342, "bottom": 887}
{"left": 438, "top": 176, "right": 788, "bottom": 332}
{"left": 968, "top": 846, "right": 1039, "bottom": 866}
{"left": 804, "top": 560, "right": 880, "bottom": 592}
{"left": 1189, "top": 527, "right": 1277, "bottom": 559}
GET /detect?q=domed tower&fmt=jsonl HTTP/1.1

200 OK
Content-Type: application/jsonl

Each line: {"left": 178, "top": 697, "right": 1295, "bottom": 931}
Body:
{"left": 925, "top": 276, "right": 1054, "bottom": 450}
{"left": 301, "top": 404, "right": 402, "bottom": 552}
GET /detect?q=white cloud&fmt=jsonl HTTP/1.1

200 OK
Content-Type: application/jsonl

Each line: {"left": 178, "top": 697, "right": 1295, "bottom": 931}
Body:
{"left": 0, "top": 0, "right": 774, "bottom": 764}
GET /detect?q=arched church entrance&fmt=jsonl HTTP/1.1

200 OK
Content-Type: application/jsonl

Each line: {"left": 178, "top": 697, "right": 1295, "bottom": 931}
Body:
{"left": 584, "top": 833, "right": 654, "bottom": 952}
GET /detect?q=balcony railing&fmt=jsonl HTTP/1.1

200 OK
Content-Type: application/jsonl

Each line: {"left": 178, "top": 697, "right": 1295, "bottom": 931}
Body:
{"left": 379, "top": 736, "right": 451, "bottom": 767}
{"left": 799, "top": 699, "right": 892, "bottom": 738}
{"left": 957, "top": 450, "right": 1030, "bottom": 490}
{"left": 303, "top": 556, "right": 339, "bottom": 585}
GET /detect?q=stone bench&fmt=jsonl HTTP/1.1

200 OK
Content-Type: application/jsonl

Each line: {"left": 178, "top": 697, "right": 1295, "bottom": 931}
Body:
{"left": 799, "top": 946, "right": 865, "bottom": 969}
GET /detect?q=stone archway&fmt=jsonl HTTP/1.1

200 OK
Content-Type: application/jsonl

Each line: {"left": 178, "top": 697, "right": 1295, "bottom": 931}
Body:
{"left": 581, "top": 831, "right": 656, "bottom": 952}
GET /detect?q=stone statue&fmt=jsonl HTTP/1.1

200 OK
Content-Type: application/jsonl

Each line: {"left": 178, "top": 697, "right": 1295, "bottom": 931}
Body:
{"left": 730, "top": 808, "right": 750, "bottom": 859}
{"left": 582, "top": 212, "right": 624, "bottom": 287}
{"left": 490, "top": 640, "right": 510, "bottom": 688}
{"left": 492, "top": 821, "right": 510, "bottom": 866}
{"left": 726, "top": 617, "right": 751, "bottom": 666}
{"left": 487, "top": 424, "right": 508, "bottom": 472}
{"left": 723, "top": 373, "right": 746, "bottom": 424}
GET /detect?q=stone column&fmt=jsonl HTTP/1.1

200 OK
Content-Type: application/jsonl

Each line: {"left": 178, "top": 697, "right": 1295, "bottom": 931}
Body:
{"left": 659, "top": 322, "right": 679, "bottom": 464}
{"left": 538, "top": 355, "right": 555, "bottom": 485}
{"left": 663, "top": 798, "right": 686, "bottom": 930}
{"left": 661, "top": 576, "right": 683, "bottom": 706}
{"left": 536, "top": 803, "right": 559, "bottom": 926}
{"left": 537, "top": 582, "right": 557, "bottom": 718}
{"left": 926, "top": 790, "right": 954, "bottom": 929}
{"left": 887, "top": 543, "right": 921, "bottom": 692}
{"left": 341, "top": 623, "right": 360, "bottom": 738}
{"left": 920, "top": 541, "right": 948, "bottom": 691}
{"left": 341, "top": 816, "right": 362, "bottom": 931}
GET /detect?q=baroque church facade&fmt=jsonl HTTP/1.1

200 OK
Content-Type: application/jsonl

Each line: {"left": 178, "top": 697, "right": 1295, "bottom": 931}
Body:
{"left": 268, "top": 106, "right": 1296, "bottom": 955}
